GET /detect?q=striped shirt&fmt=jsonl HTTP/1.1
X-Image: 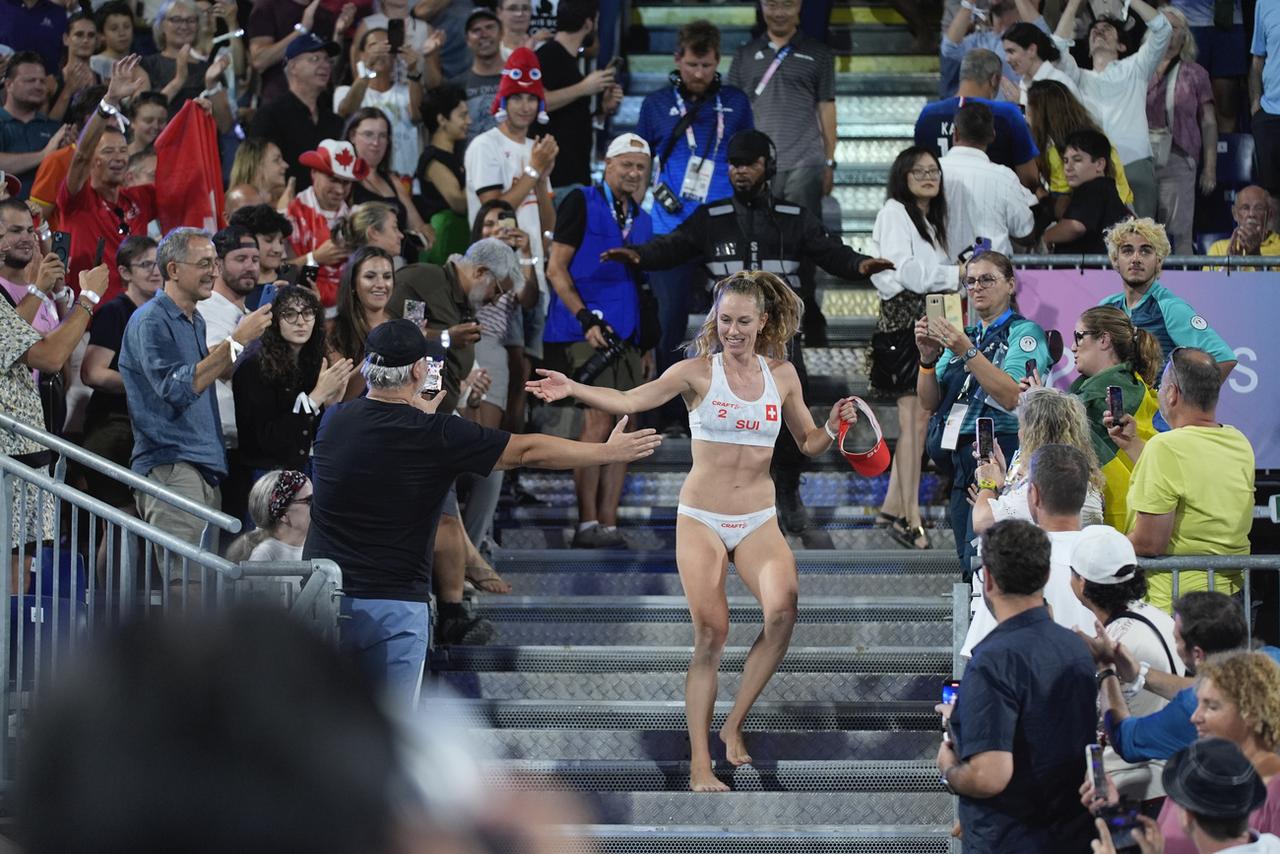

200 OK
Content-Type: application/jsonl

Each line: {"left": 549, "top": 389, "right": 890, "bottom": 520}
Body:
{"left": 726, "top": 33, "right": 834, "bottom": 172}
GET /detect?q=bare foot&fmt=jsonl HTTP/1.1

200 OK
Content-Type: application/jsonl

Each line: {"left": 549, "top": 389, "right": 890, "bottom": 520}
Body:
{"left": 719, "top": 726, "right": 752, "bottom": 767}
{"left": 689, "top": 764, "right": 729, "bottom": 792}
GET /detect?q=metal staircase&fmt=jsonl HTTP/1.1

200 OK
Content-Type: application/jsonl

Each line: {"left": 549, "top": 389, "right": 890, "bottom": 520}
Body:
{"left": 423, "top": 4, "right": 960, "bottom": 850}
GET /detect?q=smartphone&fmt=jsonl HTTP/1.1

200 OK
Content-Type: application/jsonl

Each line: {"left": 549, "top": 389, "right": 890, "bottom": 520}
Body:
{"left": 925, "top": 294, "right": 945, "bottom": 322}
{"left": 299, "top": 265, "right": 320, "bottom": 289}
{"left": 424, "top": 358, "right": 443, "bottom": 393}
{"left": 1087, "top": 744, "right": 1108, "bottom": 801}
{"left": 1026, "top": 358, "right": 1037, "bottom": 378}
{"left": 51, "top": 231, "right": 72, "bottom": 267}
{"left": 1107, "top": 385, "right": 1124, "bottom": 425}
{"left": 605, "top": 55, "right": 625, "bottom": 73}
{"left": 1102, "top": 805, "right": 1141, "bottom": 849}
{"left": 941, "top": 679, "right": 960, "bottom": 706}
{"left": 403, "top": 299, "right": 426, "bottom": 324}
{"left": 976, "top": 417, "right": 995, "bottom": 463}
{"left": 387, "top": 18, "right": 405, "bottom": 52}
{"left": 92, "top": 236, "right": 106, "bottom": 267}
{"left": 497, "top": 215, "right": 517, "bottom": 232}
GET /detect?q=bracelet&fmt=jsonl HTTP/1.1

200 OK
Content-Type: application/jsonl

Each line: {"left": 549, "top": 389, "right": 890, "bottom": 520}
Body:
{"left": 74, "top": 299, "right": 93, "bottom": 318}
{"left": 919, "top": 364, "right": 936, "bottom": 374}
{"left": 1096, "top": 668, "right": 1118, "bottom": 688}
{"left": 225, "top": 337, "right": 244, "bottom": 362}
{"left": 293, "top": 23, "right": 310, "bottom": 35}
{"left": 977, "top": 478, "right": 999, "bottom": 492}
{"left": 824, "top": 422, "right": 839, "bottom": 441}
{"left": 523, "top": 165, "right": 541, "bottom": 180}
{"left": 25, "top": 284, "right": 51, "bottom": 304}
{"left": 80, "top": 288, "right": 101, "bottom": 305}
{"left": 305, "top": 251, "right": 317, "bottom": 267}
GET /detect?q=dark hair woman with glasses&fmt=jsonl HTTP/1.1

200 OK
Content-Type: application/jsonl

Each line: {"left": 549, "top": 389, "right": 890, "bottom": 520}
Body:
{"left": 232, "top": 286, "right": 354, "bottom": 478}
{"left": 914, "top": 249, "right": 1050, "bottom": 570}
{"left": 868, "top": 146, "right": 958, "bottom": 550}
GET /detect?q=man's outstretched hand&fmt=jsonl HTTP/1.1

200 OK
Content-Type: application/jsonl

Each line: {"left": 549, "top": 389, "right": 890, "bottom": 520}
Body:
{"left": 859, "top": 257, "right": 896, "bottom": 277}
{"left": 600, "top": 247, "right": 640, "bottom": 265}
{"left": 604, "top": 415, "right": 662, "bottom": 463}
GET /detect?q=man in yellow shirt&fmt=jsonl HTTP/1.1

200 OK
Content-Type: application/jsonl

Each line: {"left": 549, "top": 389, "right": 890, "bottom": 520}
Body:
{"left": 1205, "top": 185, "right": 1280, "bottom": 271}
{"left": 1110, "top": 347, "right": 1254, "bottom": 612}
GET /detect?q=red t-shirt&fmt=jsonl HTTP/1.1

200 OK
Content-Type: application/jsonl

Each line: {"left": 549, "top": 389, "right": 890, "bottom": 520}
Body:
{"left": 56, "top": 179, "right": 157, "bottom": 305}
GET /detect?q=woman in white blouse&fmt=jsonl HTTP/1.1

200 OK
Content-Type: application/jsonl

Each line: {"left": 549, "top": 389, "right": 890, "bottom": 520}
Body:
{"left": 868, "top": 147, "right": 960, "bottom": 550}
{"left": 1002, "top": 22, "right": 1085, "bottom": 108}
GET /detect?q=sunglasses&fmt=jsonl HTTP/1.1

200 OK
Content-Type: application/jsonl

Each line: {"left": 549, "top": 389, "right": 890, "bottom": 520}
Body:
{"left": 111, "top": 205, "right": 130, "bottom": 237}
{"left": 1073, "top": 330, "right": 1099, "bottom": 345}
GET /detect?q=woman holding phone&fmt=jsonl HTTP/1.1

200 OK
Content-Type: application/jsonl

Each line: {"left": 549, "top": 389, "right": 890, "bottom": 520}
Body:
{"left": 528, "top": 270, "right": 861, "bottom": 792}
{"left": 1067, "top": 306, "right": 1163, "bottom": 528}
{"left": 915, "top": 250, "right": 1050, "bottom": 569}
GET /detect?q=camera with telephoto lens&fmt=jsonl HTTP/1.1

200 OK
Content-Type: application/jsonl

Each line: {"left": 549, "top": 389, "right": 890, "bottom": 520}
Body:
{"left": 575, "top": 326, "right": 628, "bottom": 385}
{"left": 653, "top": 181, "right": 683, "bottom": 214}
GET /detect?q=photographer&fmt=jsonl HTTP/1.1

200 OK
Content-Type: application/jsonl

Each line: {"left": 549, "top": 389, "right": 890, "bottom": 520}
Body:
{"left": 544, "top": 134, "right": 654, "bottom": 549}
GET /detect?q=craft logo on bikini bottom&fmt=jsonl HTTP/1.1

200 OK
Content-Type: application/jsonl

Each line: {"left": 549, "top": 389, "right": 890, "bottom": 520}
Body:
{"left": 720, "top": 521, "right": 747, "bottom": 528}
{"left": 765, "top": 404, "right": 778, "bottom": 421}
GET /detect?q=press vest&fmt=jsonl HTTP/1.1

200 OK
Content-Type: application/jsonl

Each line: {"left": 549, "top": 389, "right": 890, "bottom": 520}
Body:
{"left": 544, "top": 185, "right": 653, "bottom": 344}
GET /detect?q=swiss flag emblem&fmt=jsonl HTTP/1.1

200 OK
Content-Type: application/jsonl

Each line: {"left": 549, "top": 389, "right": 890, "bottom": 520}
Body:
{"left": 765, "top": 404, "right": 778, "bottom": 422}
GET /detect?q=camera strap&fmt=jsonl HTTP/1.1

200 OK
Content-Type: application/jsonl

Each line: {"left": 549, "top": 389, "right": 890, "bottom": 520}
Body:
{"left": 601, "top": 182, "right": 634, "bottom": 241}
{"left": 655, "top": 92, "right": 710, "bottom": 182}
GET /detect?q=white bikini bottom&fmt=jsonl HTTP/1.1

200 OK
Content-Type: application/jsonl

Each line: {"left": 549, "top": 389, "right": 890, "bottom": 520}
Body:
{"left": 676, "top": 504, "right": 778, "bottom": 552}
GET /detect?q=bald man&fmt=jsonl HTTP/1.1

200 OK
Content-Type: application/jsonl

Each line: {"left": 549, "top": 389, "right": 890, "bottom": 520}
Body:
{"left": 1206, "top": 185, "right": 1280, "bottom": 271}
{"left": 225, "top": 184, "right": 266, "bottom": 217}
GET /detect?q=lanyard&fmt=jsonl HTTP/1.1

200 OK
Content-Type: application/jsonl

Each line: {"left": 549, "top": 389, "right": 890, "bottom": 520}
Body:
{"left": 601, "top": 183, "right": 633, "bottom": 241}
{"left": 754, "top": 45, "right": 793, "bottom": 96}
{"left": 672, "top": 88, "right": 724, "bottom": 160}
{"left": 976, "top": 308, "right": 1014, "bottom": 347}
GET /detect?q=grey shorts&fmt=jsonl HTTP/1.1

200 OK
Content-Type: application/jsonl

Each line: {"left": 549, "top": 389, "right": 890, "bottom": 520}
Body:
{"left": 521, "top": 290, "right": 549, "bottom": 361}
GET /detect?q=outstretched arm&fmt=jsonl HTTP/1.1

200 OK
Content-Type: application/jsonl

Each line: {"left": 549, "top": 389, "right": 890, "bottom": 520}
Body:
{"left": 526, "top": 359, "right": 695, "bottom": 416}
{"left": 495, "top": 416, "right": 661, "bottom": 470}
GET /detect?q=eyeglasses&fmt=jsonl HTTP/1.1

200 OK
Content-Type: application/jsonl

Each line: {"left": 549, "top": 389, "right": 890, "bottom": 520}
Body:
{"left": 279, "top": 309, "right": 316, "bottom": 324}
{"left": 1073, "top": 330, "right": 1099, "bottom": 345}
{"left": 131, "top": 260, "right": 157, "bottom": 271}
{"left": 355, "top": 129, "right": 389, "bottom": 142}
{"left": 110, "top": 205, "right": 130, "bottom": 236}
{"left": 963, "top": 274, "right": 1004, "bottom": 290}
{"left": 910, "top": 168, "right": 942, "bottom": 180}
{"left": 176, "top": 257, "right": 216, "bottom": 271}
{"left": 1162, "top": 346, "right": 1188, "bottom": 391}
{"left": 166, "top": 15, "right": 198, "bottom": 25}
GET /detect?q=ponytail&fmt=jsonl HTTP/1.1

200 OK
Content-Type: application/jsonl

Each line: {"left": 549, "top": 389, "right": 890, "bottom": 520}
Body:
{"left": 1078, "top": 306, "right": 1165, "bottom": 388}
{"left": 690, "top": 270, "right": 804, "bottom": 361}
{"left": 1132, "top": 328, "right": 1164, "bottom": 389}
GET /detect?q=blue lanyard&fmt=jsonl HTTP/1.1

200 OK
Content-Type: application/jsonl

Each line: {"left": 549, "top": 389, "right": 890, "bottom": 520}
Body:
{"left": 976, "top": 308, "right": 1014, "bottom": 346}
{"left": 601, "top": 183, "right": 633, "bottom": 241}
{"left": 672, "top": 88, "right": 724, "bottom": 161}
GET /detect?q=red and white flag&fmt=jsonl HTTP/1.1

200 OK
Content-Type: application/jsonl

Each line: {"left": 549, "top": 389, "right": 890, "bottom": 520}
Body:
{"left": 153, "top": 101, "right": 224, "bottom": 234}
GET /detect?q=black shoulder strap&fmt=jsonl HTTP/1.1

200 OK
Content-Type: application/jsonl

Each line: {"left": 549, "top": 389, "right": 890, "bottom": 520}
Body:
{"left": 0, "top": 285, "right": 17, "bottom": 308}
{"left": 1105, "top": 609, "right": 1178, "bottom": 674}
{"left": 658, "top": 97, "right": 707, "bottom": 167}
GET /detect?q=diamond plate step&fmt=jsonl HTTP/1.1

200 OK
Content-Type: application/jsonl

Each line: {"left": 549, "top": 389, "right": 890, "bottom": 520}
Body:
{"left": 491, "top": 547, "right": 962, "bottom": 574}
{"left": 481, "top": 621, "right": 953, "bottom": 648}
{"left": 483, "top": 759, "right": 942, "bottom": 792}
{"left": 835, "top": 139, "right": 912, "bottom": 165}
{"left": 837, "top": 95, "right": 929, "bottom": 125}
{"left": 478, "top": 596, "right": 951, "bottom": 624}
{"left": 432, "top": 646, "right": 952, "bottom": 673}
{"left": 433, "top": 699, "right": 943, "bottom": 731}
{"left": 566, "top": 791, "right": 954, "bottom": 826}
{"left": 496, "top": 527, "right": 955, "bottom": 553}
{"left": 496, "top": 571, "right": 955, "bottom": 598}
{"left": 473, "top": 729, "right": 946, "bottom": 762}
{"left": 521, "top": 825, "right": 954, "bottom": 854}
{"left": 435, "top": 671, "right": 941, "bottom": 702}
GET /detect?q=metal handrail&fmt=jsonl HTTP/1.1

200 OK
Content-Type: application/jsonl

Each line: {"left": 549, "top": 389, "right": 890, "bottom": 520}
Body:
{"left": 0, "top": 412, "right": 241, "bottom": 535}
{"left": 1010, "top": 254, "right": 1277, "bottom": 269}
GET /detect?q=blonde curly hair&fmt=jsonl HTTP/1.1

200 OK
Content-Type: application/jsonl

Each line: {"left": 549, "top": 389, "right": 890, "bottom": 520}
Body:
{"left": 1198, "top": 652, "right": 1280, "bottom": 751}
{"left": 689, "top": 270, "right": 803, "bottom": 361}
{"left": 1017, "top": 386, "right": 1105, "bottom": 490}
{"left": 1104, "top": 217, "right": 1171, "bottom": 268}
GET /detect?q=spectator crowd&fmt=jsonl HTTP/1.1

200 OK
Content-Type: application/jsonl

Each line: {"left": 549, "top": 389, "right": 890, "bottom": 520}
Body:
{"left": 1, "top": 0, "right": 1279, "bottom": 837}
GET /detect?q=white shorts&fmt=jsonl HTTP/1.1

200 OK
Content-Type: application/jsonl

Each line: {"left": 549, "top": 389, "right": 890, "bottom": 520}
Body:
{"left": 677, "top": 504, "right": 777, "bottom": 552}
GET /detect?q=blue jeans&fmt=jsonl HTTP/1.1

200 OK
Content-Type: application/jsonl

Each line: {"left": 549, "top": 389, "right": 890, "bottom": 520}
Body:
{"left": 340, "top": 597, "right": 431, "bottom": 709}
{"left": 648, "top": 261, "right": 699, "bottom": 428}
{"left": 949, "top": 433, "right": 1019, "bottom": 575}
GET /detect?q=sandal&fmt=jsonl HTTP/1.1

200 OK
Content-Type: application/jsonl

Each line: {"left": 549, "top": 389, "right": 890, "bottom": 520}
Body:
{"left": 465, "top": 561, "right": 512, "bottom": 594}
{"left": 888, "top": 518, "right": 930, "bottom": 551}
{"left": 873, "top": 512, "right": 900, "bottom": 530}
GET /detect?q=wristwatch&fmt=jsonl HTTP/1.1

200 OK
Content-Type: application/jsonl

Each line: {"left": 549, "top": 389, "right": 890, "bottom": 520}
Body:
{"left": 824, "top": 158, "right": 836, "bottom": 169}
{"left": 1096, "top": 668, "right": 1118, "bottom": 688}
{"left": 961, "top": 346, "right": 980, "bottom": 364}
{"left": 940, "top": 765, "right": 958, "bottom": 795}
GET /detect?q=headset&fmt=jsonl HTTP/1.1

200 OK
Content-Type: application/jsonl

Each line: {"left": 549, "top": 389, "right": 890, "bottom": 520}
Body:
{"left": 667, "top": 69, "right": 722, "bottom": 101}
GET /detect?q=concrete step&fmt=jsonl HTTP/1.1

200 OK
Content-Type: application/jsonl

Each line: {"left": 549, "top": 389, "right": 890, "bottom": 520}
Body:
{"left": 473, "top": 728, "right": 947, "bottom": 762}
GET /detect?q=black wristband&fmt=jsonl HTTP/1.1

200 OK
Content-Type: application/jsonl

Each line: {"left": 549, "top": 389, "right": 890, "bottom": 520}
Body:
{"left": 1096, "top": 668, "right": 1118, "bottom": 688}
{"left": 576, "top": 308, "right": 604, "bottom": 335}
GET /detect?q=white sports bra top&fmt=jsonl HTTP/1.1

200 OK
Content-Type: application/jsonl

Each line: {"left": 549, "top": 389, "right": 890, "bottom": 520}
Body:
{"left": 688, "top": 354, "right": 783, "bottom": 448}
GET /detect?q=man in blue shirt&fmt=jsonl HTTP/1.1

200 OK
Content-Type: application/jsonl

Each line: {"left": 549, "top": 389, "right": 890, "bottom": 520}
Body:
{"left": 635, "top": 20, "right": 752, "bottom": 433}
{"left": 915, "top": 48, "right": 1040, "bottom": 191}
{"left": 0, "top": 0, "right": 67, "bottom": 75}
{"left": 1082, "top": 590, "right": 1280, "bottom": 762}
{"left": 1249, "top": 0, "right": 1280, "bottom": 217}
{"left": 0, "top": 52, "right": 69, "bottom": 201}
{"left": 937, "top": 519, "right": 1097, "bottom": 853}
{"left": 120, "top": 228, "right": 271, "bottom": 559}
{"left": 1099, "top": 217, "right": 1236, "bottom": 384}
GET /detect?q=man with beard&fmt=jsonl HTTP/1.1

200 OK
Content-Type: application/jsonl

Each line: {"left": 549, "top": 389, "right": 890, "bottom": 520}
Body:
{"left": 1098, "top": 217, "right": 1236, "bottom": 384}
{"left": 601, "top": 129, "right": 892, "bottom": 532}
{"left": 250, "top": 34, "right": 345, "bottom": 191}
{"left": 0, "top": 52, "right": 71, "bottom": 200}
{"left": 58, "top": 55, "right": 154, "bottom": 305}
{"left": 0, "top": 200, "right": 71, "bottom": 336}
{"left": 543, "top": 134, "right": 652, "bottom": 548}
{"left": 205, "top": 225, "right": 263, "bottom": 520}
{"left": 120, "top": 228, "right": 271, "bottom": 559}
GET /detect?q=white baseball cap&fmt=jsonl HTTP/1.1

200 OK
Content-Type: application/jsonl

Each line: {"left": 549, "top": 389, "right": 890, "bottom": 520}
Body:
{"left": 1070, "top": 525, "right": 1138, "bottom": 585}
{"left": 605, "top": 133, "right": 651, "bottom": 160}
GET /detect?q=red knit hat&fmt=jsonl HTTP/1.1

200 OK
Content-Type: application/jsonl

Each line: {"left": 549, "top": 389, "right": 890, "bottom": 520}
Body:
{"left": 491, "top": 47, "right": 549, "bottom": 125}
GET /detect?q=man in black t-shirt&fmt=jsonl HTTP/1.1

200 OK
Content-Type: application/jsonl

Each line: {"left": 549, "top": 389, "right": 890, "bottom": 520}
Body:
{"left": 304, "top": 319, "right": 661, "bottom": 707}
{"left": 1045, "top": 129, "right": 1132, "bottom": 255}
{"left": 536, "top": 0, "right": 619, "bottom": 194}
{"left": 448, "top": 8, "right": 505, "bottom": 147}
